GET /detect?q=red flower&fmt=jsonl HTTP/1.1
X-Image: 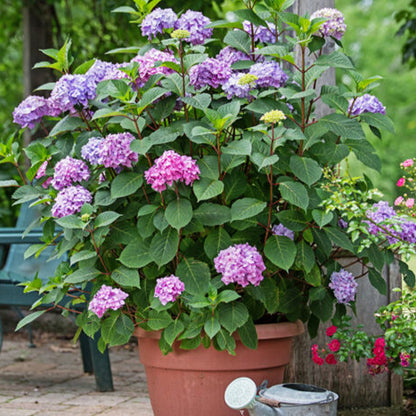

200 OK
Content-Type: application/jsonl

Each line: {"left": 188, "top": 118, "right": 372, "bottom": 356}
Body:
{"left": 325, "top": 354, "right": 337, "bottom": 365}
{"left": 313, "top": 354, "right": 324, "bottom": 365}
{"left": 326, "top": 325, "right": 337, "bottom": 337}
{"left": 397, "top": 177, "right": 405, "bottom": 187}
{"left": 328, "top": 339, "right": 340, "bottom": 352}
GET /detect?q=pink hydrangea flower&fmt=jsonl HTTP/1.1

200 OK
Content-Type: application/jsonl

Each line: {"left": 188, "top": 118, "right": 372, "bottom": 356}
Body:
{"left": 88, "top": 285, "right": 129, "bottom": 318}
{"left": 397, "top": 177, "right": 406, "bottom": 187}
{"left": 144, "top": 150, "right": 200, "bottom": 192}
{"left": 394, "top": 196, "right": 404, "bottom": 206}
{"left": 402, "top": 159, "right": 414, "bottom": 167}
{"left": 51, "top": 156, "right": 90, "bottom": 190}
{"left": 406, "top": 198, "right": 415, "bottom": 208}
{"left": 154, "top": 275, "right": 185, "bottom": 305}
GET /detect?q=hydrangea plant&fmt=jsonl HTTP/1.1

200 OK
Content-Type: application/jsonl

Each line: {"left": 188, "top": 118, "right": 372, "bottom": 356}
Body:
{"left": 5, "top": 0, "right": 415, "bottom": 355}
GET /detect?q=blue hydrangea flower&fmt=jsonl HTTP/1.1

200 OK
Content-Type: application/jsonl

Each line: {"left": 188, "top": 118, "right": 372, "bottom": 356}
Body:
{"left": 216, "top": 46, "right": 250, "bottom": 66}
{"left": 174, "top": 10, "right": 213, "bottom": 45}
{"left": 222, "top": 73, "right": 252, "bottom": 99}
{"left": 13, "top": 95, "right": 52, "bottom": 129}
{"left": 81, "top": 137, "right": 104, "bottom": 165}
{"left": 51, "top": 185, "right": 92, "bottom": 218}
{"left": 189, "top": 58, "right": 232, "bottom": 90}
{"left": 272, "top": 224, "right": 295, "bottom": 240}
{"left": 310, "top": 8, "right": 346, "bottom": 40}
{"left": 329, "top": 269, "right": 357, "bottom": 304}
{"left": 349, "top": 94, "right": 386, "bottom": 116}
{"left": 249, "top": 61, "right": 288, "bottom": 89}
{"left": 141, "top": 8, "right": 177, "bottom": 40}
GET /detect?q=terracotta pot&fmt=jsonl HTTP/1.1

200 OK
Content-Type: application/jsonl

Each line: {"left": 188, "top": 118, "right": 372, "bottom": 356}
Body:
{"left": 135, "top": 320, "right": 304, "bottom": 416}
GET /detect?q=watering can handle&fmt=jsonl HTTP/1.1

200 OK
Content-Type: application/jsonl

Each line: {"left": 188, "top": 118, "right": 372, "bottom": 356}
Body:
{"left": 257, "top": 396, "right": 281, "bottom": 408}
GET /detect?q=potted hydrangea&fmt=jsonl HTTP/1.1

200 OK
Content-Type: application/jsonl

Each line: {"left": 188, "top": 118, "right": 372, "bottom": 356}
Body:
{"left": 6, "top": 1, "right": 415, "bottom": 415}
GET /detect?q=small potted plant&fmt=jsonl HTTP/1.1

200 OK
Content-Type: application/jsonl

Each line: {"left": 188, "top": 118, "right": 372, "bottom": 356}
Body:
{"left": 5, "top": 1, "right": 415, "bottom": 415}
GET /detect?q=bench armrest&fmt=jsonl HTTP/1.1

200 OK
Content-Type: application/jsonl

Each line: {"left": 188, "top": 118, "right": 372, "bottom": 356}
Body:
{"left": 0, "top": 228, "right": 44, "bottom": 244}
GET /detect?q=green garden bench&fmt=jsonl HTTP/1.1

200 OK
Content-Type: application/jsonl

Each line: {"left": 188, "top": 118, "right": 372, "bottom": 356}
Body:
{"left": 0, "top": 202, "right": 114, "bottom": 391}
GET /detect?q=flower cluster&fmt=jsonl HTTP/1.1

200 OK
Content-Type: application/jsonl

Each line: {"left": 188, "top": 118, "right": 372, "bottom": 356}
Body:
{"left": 86, "top": 59, "right": 127, "bottom": 83}
{"left": 144, "top": 150, "right": 200, "bottom": 192}
{"left": 329, "top": 269, "right": 357, "bottom": 304}
{"left": 271, "top": 223, "right": 294, "bottom": 240}
{"left": 214, "top": 243, "right": 265, "bottom": 287}
{"left": 349, "top": 94, "right": 386, "bottom": 116}
{"left": 51, "top": 156, "right": 90, "bottom": 190}
{"left": 366, "top": 338, "right": 388, "bottom": 375}
{"left": 12, "top": 95, "right": 55, "bottom": 129}
{"left": 154, "top": 275, "right": 185, "bottom": 305}
{"left": 311, "top": 7, "right": 347, "bottom": 40}
{"left": 216, "top": 46, "right": 250, "bottom": 66}
{"left": 51, "top": 185, "right": 92, "bottom": 218}
{"left": 243, "top": 20, "right": 278, "bottom": 43}
{"left": 394, "top": 158, "right": 416, "bottom": 217}
{"left": 174, "top": 10, "right": 213, "bottom": 45}
{"left": 88, "top": 285, "right": 129, "bottom": 318}
{"left": 141, "top": 7, "right": 178, "bottom": 40}
{"left": 189, "top": 58, "right": 233, "bottom": 90}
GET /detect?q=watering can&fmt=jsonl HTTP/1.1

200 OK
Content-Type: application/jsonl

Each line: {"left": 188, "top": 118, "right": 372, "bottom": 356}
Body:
{"left": 224, "top": 377, "right": 338, "bottom": 416}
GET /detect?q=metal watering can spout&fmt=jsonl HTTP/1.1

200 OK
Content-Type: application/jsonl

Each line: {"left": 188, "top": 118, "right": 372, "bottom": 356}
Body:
{"left": 224, "top": 377, "right": 283, "bottom": 416}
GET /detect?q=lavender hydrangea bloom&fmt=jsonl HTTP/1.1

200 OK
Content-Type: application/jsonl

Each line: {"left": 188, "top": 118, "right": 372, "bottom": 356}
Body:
{"left": 51, "top": 156, "right": 90, "bottom": 190}
{"left": 243, "top": 20, "right": 278, "bottom": 43}
{"left": 272, "top": 224, "right": 295, "bottom": 240}
{"left": 51, "top": 185, "right": 92, "bottom": 218}
{"left": 50, "top": 74, "right": 97, "bottom": 114}
{"left": 329, "top": 269, "right": 358, "bottom": 304}
{"left": 141, "top": 8, "right": 177, "bottom": 40}
{"left": 365, "top": 201, "right": 398, "bottom": 243}
{"left": 216, "top": 46, "right": 250, "bottom": 66}
{"left": 81, "top": 137, "right": 104, "bottom": 165}
{"left": 100, "top": 133, "right": 138, "bottom": 169}
{"left": 174, "top": 10, "right": 213, "bottom": 45}
{"left": 13, "top": 95, "right": 52, "bottom": 129}
{"left": 86, "top": 60, "right": 127, "bottom": 84}
{"left": 348, "top": 94, "right": 386, "bottom": 116}
{"left": 399, "top": 220, "right": 416, "bottom": 244}
{"left": 132, "top": 48, "right": 178, "bottom": 87}
{"left": 144, "top": 150, "right": 200, "bottom": 192}
{"left": 88, "top": 285, "right": 129, "bottom": 318}
{"left": 249, "top": 62, "right": 288, "bottom": 89}
{"left": 222, "top": 73, "right": 252, "bottom": 99}
{"left": 154, "top": 275, "right": 185, "bottom": 305}
{"left": 310, "top": 8, "right": 346, "bottom": 40}
{"left": 214, "top": 243, "right": 265, "bottom": 287}
{"left": 189, "top": 58, "right": 232, "bottom": 90}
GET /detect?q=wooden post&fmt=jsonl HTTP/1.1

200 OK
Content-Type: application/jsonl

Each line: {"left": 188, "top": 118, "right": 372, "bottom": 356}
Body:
{"left": 284, "top": 1, "right": 403, "bottom": 409}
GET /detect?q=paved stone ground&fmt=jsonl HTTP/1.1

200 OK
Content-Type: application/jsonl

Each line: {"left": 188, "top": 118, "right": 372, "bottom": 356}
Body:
{"left": 0, "top": 331, "right": 412, "bottom": 416}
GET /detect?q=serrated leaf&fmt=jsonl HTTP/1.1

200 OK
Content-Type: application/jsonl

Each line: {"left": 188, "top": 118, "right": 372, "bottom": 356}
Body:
{"left": 315, "top": 51, "right": 355, "bottom": 69}
{"left": 222, "top": 139, "right": 252, "bottom": 156}
{"left": 65, "top": 267, "right": 101, "bottom": 284}
{"left": 204, "top": 227, "right": 232, "bottom": 259}
{"left": 264, "top": 235, "right": 296, "bottom": 271}
{"left": 324, "top": 227, "right": 354, "bottom": 252}
{"left": 193, "top": 203, "right": 231, "bottom": 226}
{"left": 237, "top": 319, "right": 257, "bottom": 349}
{"left": 359, "top": 113, "right": 395, "bottom": 134}
{"left": 319, "top": 113, "right": 365, "bottom": 140}
{"left": 289, "top": 156, "right": 322, "bottom": 186}
{"left": 218, "top": 302, "right": 249, "bottom": 334}
{"left": 102, "top": 313, "right": 134, "bottom": 347}
{"left": 94, "top": 211, "right": 122, "bottom": 228}
{"left": 368, "top": 268, "right": 387, "bottom": 295}
{"left": 223, "top": 30, "right": 251, "bottom": 54}
{"left": 111, "top": 173, "right": 143, "bottom": 199}
{"left": 55, "top": 215, "right": 85, "bottom": 229}
{"left": 193, "top": 178, "right": 224, "bottom": 202}
{"left": 279, "top": 181, "right": 309, "bottom": 211}
{"left": 305, "top": 264, "right": 322, "bottom": 287}
{"left": 119, "top": 237, "right": 152, "bottom": 268}
{"left": 165, "top": 198, "right": 193, "bottom": 230}
{"left": 176, "top": 258, "right": 210, "bottom": 296}
{"left": 49, "top": 116, "right": 85, "bottom": 137}
{"left": 70, "top": 250, "right": 96, "bottom": 265}
{"left": 277, "top": 210, "right": 308, "bottom": 232}
{"left": 312, "top": 209, "right": 333, "bottom": 228}
{"left": 150, "top": 228, "right": 179, "bottom": 266}
{"left": 231, "top": 198, "right": 267, "bottom": 221}
{"left": 111, "top": 267, "right": 140, "bottom": 288}
{"left": 296, "top": 240, "right": 315, "bottom": 273}
{"left": 148, "top": 310, "right": 173, "bottom": 330}
{"left": 204, "top": 315, "right": 221, "bottom": 339}
{"left": 16, "top": 310, "right": 47, "bottom": 331}
{"left": 163, "top": 320, "right": 185, "bottom": 346}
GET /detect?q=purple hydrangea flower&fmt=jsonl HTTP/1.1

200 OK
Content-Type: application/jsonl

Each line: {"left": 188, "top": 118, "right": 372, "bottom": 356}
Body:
{"left": 348, "top": 94, "right": 386, "bottom": 116}
{"left": 154, "top": 275, "right": 185, "bottom": 305}
{"left": 36, "top": 159, "right": 52, "bottom": 189}
{"left": 399, "top": 220, "right": 416, "bottom": 244}
{"left": 222, "top": 73, "right": 252, "bottom": 99}
{"left": 338, "top": 218, "right": 348, "bottom": 229}
{"left": 50, "top": 74, "right": 97, "bottom": 114}
{"left": 99, "top": 133, "right": 138, "bottom": 169}
{"left": 214, "top": 243, "right": 265, "bottom": 287}
{"left": 174, "top": 10, "right": 213, "bottom": 45}
{"left": 81, "top": 137, "right": 105, "bottom": 165}
{"left": 51, "top": 185, "right": 92, "bottom": 218}
{"left": 86, "top": 60, "right": 127, "bottom": 84}
{"left": 141, "top": 8, "right": 178, "bottom": 40}
{"left": 243, "top": 20, "right": 278, "bottom": 43}
{"left": 310, "top": 8, "right": 347, "bottom": 40}
{"left": 329, "top": 269, "right": 358, "bottom": 304}
{"left": 365, "top": 201, "right": 398, "bottom": 243}
{"left": 131, "top": 48, "right": 178, "bottom": 87}
{"left": 144, "top": 150, "right": 200, "bottom": 192}
{"left": 216, "top": 46, "right": 250, "bottom": 66}
{"left": 51, "top": 156, "right": 90, "bottom": 190}
{"left": 88, "top": 285, "right": 129, "bottom": 318}
{"left": 249, "top": 62, "right": 288, "bottom": 89}
{"left": 272, "top": 224, "right": 295, "bottom": 240}
{"left": 13, "top": 95, "right": 53, "bottom": 129}
{"left": 189, "top": 58, "right": 232, "bottom": 90}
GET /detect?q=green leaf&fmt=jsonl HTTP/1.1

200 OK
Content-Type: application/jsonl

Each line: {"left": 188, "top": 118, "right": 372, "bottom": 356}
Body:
{"left": 65, "top": 267, "right": 101, "bottom": 284}
{"left": 346, "top": 139, "right": 381, "bottom": 171}
{"left": 55, "top": 215, "right": 85, "bottom": 229}
{"left": 218, "top": 302, "right": 249, "bottom": 333}
{"left": 165, "top": 198, "right": 193, "bottom": 230}
{"left": 111, "top": 172, "right": 143, "bottom": 198}
{"left": 102, "top": 312, "right": 134, "bottom": 347}
{"left": 138, "top": 87, "right": 168, "bottom": 108}
{"left": 193, "top": 203, "right": 231, "bottom": 226}
{"left": 231, "top": 198, "right": 267, "bottom": 221}
{"left": 264, "top": 235, "right": 296, "bottom": 271}
{"left": 296, "top": 241, "right": 315, "bottom": 273}
{"left": 70, "top": 250, "right": 96, "bottom": 265}
{"left": 310, "top": 293, "right": 333, "bottom": 322}
{"left": 217, "top": 290, "right": 241, "bottom": 304}
{"left": 204, "top": 315, "right": 221, "bottom": 339}
{"left": 289, "top": 156, "right": 322, "bottom": 186}
{"left": 215, "top": 329, "right": 236, "bottom": 353}
{"left": 94, "top": 211, "right": 122, "bottom": 228}
{"left": 237, "top": 319, "right": 257, "bottom": 349}
{"left": 223, "top": 30, "right": 251, "bottom": 54}
{"left": 360, "top": 113, "right": 395, "bottom": 134}
{"left": 368, "top": 268, "right": 387, "bottom": 295}
{"left": 312, "top": 209, "right": 333, "bottom": 228}
{"left": 111, "top": 266, "right": 140, "bottom": 288}
{"left": 49, "top": 116, "right": 85, "bottom": 137}
{"left": 305, "top": 264, "right": 322, "bottom": 287}
{"left": 163, "top": 320, "right": 185, "bottom": 346}
{"left": 16, "top": 310, "right": 47, "bottom": 331}
{"left": 204, "top": 227, "right": 232, "bottom": 259}
{"left": 130, "top": 138, "right": 152, "bottom": 155}
{"left": 182, "top": 94, "right": 211, "bottom": 110}
{"left": 161, "top": 73, "right": 184, "bottom": 96}
{"left": 150, "top": 228, "right": 179, "bottom": 266}
{"left": 277, "top": 210, "right": 308, "bottom": 232}
{"left": 119, "top": 237, "right": 152, "bottom": 268}
{"left": 198, "top": 156, "right": 220, "bottom": 180}
{"left": 279, "top": 181, "right": 309, "bottom": 211}
{"left": 324, "top": 227, "right": 354, "bottom": 252}
{"left": 222, "top": 139, "right": 252, "bottom": 156}
{"left": 148, "top": 310, "right": 173, "bottom": 330}
{"left": 319, "top": 113, "right": 365, "bottom": 140}
{"left": 234, "top": 8, "right": 269, "bottom": 27}
{"left": 193, "top": 178, "right": 224, "bottom": 202}
{"left": 176, "top": 258, "right": 210, "bottom": 296}
{"left": 315, "top": 51, "right": 355, "bottom": 69}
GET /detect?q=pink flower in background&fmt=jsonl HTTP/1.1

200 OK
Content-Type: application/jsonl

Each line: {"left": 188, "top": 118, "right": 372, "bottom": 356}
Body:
{"left": 154, "top": 275, "right": 185, "bottom": 305}
{"left": 405, "top": 198, "right": 415, "bottom": 208}
{"left": 394, "top": 196, "right": 404, "bottom": 206}
{"left": 326, "top": 325, "right": 337, "bottom": 337}
{"left": 328, "top": 339, "right": 340, "bottom": 352}
{"left": 402, "top": 159, "right": 414, "bottom": 167}
{"left": 312, "top": 344, "right": 324, "bottom": 365}
{"left": 88, "top": 285, "right": 129, "bottom": 318}
{"left": 325, "top": 354, "right": 337, "bottom": 365}
{"left": 397, "top": 177, "right": 406, "bottom": 187}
